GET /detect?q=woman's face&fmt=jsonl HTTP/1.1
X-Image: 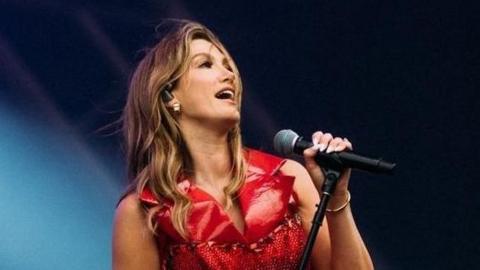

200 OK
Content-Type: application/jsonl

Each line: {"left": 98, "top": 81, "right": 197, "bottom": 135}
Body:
{"left": 172, "top": 39, "right": 240, "bottom": 129}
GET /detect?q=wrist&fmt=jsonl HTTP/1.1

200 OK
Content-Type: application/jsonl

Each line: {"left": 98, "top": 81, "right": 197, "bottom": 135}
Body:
{"left": 326, "top": 190, "right": 351, "bottom": 213}
{"left": 332, "top": 190, "right": 349, "bottom": 198}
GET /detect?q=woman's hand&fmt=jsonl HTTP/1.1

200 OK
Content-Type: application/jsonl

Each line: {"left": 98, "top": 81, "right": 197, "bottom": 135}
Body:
{"left": 303, "top": 131, "right": 353, "bottom": 198}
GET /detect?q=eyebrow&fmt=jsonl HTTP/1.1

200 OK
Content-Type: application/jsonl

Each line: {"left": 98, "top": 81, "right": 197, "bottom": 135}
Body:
{"left": 191, "top": 52, "right": 230, "bottom": 65}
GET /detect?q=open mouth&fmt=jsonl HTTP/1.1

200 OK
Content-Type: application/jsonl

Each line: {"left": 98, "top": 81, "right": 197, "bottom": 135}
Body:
{"left": 215, "top": 88, "right": 235, "bottom": 101}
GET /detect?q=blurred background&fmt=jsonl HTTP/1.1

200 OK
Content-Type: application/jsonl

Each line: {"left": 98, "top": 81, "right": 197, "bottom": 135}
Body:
{"left": 0, "top": 0, "right": 478, "bottom": 269}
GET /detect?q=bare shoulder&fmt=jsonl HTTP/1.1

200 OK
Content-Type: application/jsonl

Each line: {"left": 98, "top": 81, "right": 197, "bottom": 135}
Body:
{"left": 114, "top": 193, "right": 145, "bottom": 229}
{"left": 280, "top": 159, "right": 320, "bottom": 208}
{"left": 116, "top": 192, "right": 141, "bottom": 213}
{"left": 280, "top": 159, "right": 309, "bottom": 178}
{"left": 112, "top": 193, "right": 160, "bottom": 270}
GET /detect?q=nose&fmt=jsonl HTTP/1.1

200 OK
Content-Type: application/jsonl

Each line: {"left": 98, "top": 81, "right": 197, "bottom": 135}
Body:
{"left": 220, "top": 66, "right": 235, "bottom": 83}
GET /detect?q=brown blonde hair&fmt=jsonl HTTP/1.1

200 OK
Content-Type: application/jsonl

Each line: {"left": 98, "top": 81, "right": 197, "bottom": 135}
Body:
{"left": 123, "top": 19, "right": 246, "bottom": 239}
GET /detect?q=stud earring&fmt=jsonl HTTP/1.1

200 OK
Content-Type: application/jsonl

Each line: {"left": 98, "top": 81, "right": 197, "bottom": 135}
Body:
{"left": 172, "top": 102, "right": 181, "bottom": 113}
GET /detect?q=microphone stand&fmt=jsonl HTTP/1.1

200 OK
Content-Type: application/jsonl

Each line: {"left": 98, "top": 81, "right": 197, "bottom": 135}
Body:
{"left": 298, "top": 168, "right": 341, "bottom": 270}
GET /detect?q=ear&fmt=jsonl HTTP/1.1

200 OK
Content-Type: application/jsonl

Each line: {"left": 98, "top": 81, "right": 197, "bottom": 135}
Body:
{"left": 161, "top": 87, "right": 174, "bottom": 102}
{"left": 160, "top": 89, "right": 179, "bottom": 107}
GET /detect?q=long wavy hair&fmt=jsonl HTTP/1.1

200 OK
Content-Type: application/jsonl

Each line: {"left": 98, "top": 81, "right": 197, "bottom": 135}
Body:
{"left": 123, "top": 20, "right": 246, "bottom": 239}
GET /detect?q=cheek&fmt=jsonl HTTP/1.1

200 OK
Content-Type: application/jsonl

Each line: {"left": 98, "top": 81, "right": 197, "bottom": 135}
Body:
{"left": 189, "top": 72, "right": 215, "bottom": 88}
{"left": 175, "top": 71, "right": 218, "bottom": 108}
{"left": 186, "top": 75, "right": 215, "bottom": 98}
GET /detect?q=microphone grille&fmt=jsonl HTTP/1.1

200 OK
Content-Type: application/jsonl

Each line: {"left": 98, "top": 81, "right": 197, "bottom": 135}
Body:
{"left": 273, "top": 129, "right": 299, "bottom": 156}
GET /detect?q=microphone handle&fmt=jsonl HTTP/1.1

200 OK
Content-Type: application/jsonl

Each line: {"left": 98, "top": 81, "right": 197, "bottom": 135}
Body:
{"left": 294, "top": 138, "right": 396, "bottom": 174}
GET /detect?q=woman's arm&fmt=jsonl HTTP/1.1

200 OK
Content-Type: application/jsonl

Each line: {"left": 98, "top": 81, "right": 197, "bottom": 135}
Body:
{"left": 281, "top": 131, "right": 373, "bottom": 270}
{"left": 282, "top": 159, "right": 332, "bottom": 269}
{"left": 112, "top": 193, "right": 161, "bottom": 270}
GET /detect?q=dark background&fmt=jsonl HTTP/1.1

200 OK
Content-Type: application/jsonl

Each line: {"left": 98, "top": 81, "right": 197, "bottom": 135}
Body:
{"left": 0, "top": 1, "right": 478, "bottom": 269}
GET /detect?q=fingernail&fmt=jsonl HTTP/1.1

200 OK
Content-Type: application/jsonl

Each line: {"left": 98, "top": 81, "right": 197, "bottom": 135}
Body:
{"left": 319, "top": 144, "right": 327, "bottom": 151}
{"left": 313, "top": 144, "right": 321, "bottom": 151}
{"left": 312, "top": 137, "right": 319, "bottom": 145}
{"left": 334, "top": 146, "right": 343, "bottom": 152}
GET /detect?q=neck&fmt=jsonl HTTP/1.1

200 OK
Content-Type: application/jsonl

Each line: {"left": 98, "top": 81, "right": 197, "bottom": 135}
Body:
{"left": 180, "top": 120, "right": 233, "bottom": 187}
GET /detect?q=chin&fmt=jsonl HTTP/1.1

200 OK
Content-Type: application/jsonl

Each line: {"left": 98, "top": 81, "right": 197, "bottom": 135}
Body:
{"left": 230, "top": 112, "right": 241, "bottom": 123}
{"left": 226, "top": 116, "right": 240, "bottom": 126}
{"left": 220, "top": 115, "right": 240, "bottom": 130}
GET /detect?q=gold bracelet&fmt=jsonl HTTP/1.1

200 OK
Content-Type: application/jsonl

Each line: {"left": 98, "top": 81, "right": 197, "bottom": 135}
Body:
{"left": 326, "top": 191, "right": 351, "bottom": 213}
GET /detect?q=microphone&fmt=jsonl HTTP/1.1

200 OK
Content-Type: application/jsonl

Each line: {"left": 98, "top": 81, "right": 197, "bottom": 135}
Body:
{"left": 273, "top": 129, "right": 396, "bottom": 174}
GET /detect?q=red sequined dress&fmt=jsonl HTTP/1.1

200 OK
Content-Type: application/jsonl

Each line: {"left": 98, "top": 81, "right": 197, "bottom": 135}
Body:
{"left": 139, "top": 149, "right": 310, "bottom": 269}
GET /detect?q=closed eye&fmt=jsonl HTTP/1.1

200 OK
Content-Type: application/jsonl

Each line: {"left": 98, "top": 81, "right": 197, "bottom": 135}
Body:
{"left": 199, "top": 61, "right": 212, "bottom": 68}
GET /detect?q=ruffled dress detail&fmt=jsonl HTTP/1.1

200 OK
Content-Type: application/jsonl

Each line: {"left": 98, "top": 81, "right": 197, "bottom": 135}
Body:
{"left": 140, "top": 149, "right": 310, "bottom": 270}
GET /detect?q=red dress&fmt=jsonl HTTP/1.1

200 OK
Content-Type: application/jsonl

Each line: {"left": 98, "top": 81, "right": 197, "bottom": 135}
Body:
{"left": 140, "top": 149, "right": 310, "bottom": 269}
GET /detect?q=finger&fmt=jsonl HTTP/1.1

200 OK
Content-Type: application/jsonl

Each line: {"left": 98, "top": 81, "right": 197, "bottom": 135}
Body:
{"left": 303, "top": 144, "right": 320, "bottom": 158}
{"left": 333, "top": 138, "right": 352, "bottom": 152}
{"left": 303, "top": 145, "right": 324, "bottom": 177}
{"left": 311, "top": 131, "right": 324, "bottom": 145}
{"left": 334, "top": 143, "right": 348, "bottom": 152}
{"left": 318, "top": 133, "right": 333, "bottom": 152}
{"left": 303, "top": 146, "right": 326, "bottom": 183}
{"left": 333, "top": 138, "right": 353, "bottom": 152}
{"left": 326, "top": 137, "right": 343, "bottom": 153}
{"left": 343, "top": 138, "right": 353, "bottom": 151}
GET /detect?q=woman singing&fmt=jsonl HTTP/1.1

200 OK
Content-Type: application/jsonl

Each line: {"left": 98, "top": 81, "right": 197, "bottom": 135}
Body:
{"left": 112, "top": 20, "right": 373, "bottom": 270}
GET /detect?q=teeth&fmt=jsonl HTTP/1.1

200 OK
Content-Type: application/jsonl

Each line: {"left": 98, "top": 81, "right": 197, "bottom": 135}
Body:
{"left": 215, "top": 89, "right": 235, "bottom": 99}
